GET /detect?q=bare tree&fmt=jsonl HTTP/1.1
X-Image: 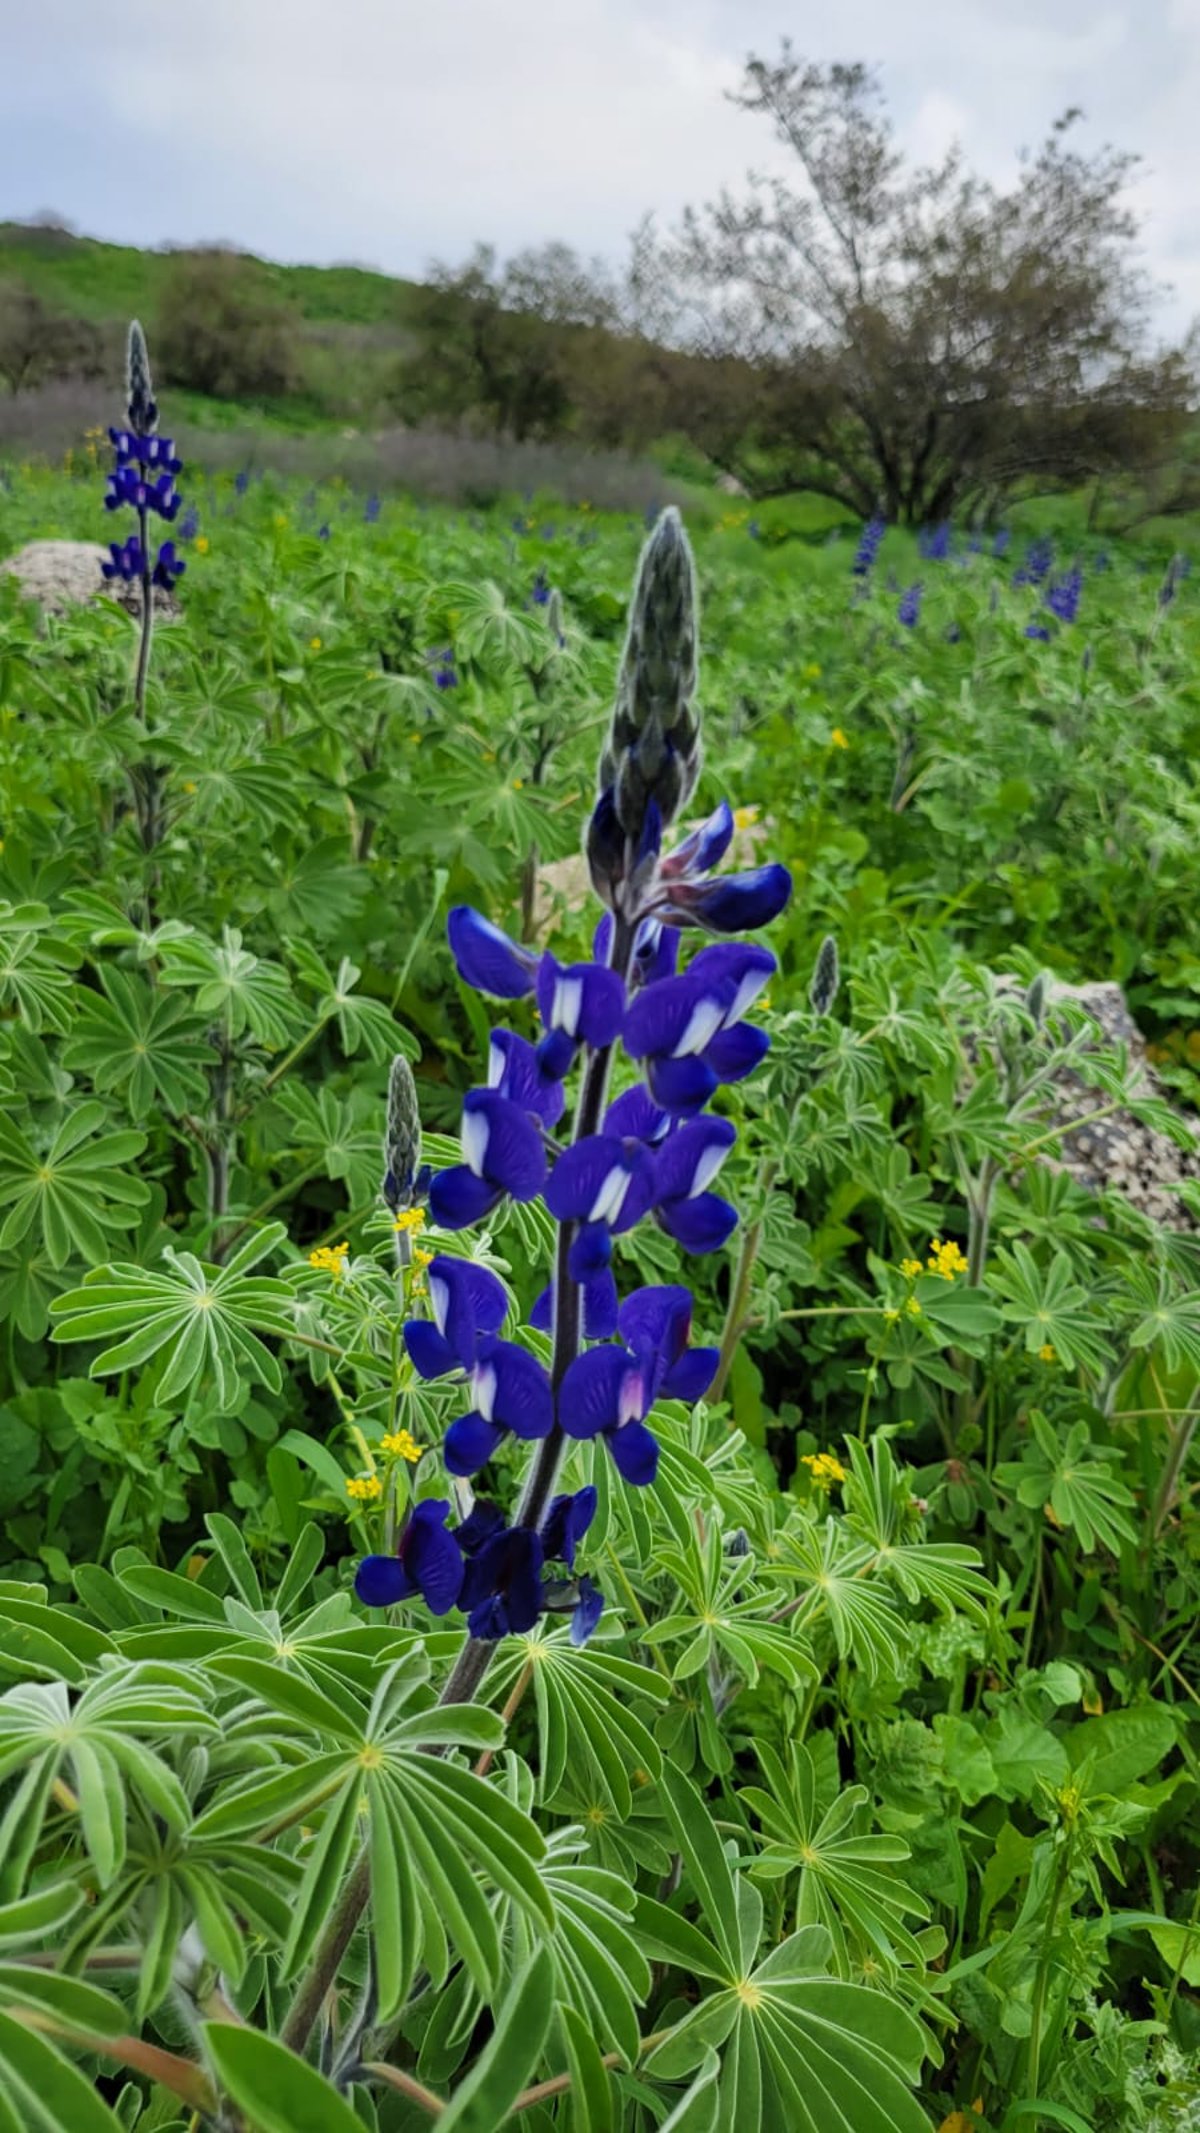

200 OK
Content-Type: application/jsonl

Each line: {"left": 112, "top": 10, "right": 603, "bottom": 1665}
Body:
{"left": 639, "top": 50, "right": 1193, "bottom": 521}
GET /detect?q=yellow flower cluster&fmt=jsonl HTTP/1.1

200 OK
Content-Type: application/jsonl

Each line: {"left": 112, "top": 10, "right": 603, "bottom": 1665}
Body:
{"left": 195, "top": 536, "right": 210, "bottom": 555}
{"left": 733, "top": 805, "right": 760, "bottom": 832}
{"left": 900, "top": 1258, "right": 924, "bottom": 1280}
{"left": 381, "top": 1428, "right": 421, "bottom": 1463}
{"left": 393, "top": 1209, "right": 426, "bottom": 1236}
{"left": 413, "top": 1247, "right": 433, "bottom": 1269}
{"left": 928, "top": 1238, "right": 969, "bottom": 1281}
{"left": 800, "top": 1452, "right": 847, "bottom": 1491}
{"left": 309, "top": 635, "right": 322, "bottom": 651}
{"left": 1039, "top": 1342, "right": 1057, "bottom": 1364}
{"left": 346, "top": 1474, "right": 382, "bottom": 1503}
{"left": 830, "top": 727, "right": 849, "bottom": 750}
{"left": 309, "top": 1241, "right": 350, "bottom": 1279}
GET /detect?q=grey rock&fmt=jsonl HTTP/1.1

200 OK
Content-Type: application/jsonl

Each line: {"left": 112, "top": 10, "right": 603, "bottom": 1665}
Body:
{"left": 1, "top": 539, "right": 180, "bottom": 620}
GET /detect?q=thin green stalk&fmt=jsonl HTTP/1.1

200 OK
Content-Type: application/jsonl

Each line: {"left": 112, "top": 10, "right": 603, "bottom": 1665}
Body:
{"left": 1149, "top": 1389, "right": 1200, "bottom": 1538}
{"left": 1026, "top": 1841, "right": 1071, "bottom": 2114}
{"left": 709, "top": 1161, "right": 777, "bottom": 1405}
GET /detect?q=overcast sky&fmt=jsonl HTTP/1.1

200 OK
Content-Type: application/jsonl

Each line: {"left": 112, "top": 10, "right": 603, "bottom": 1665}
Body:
{"left": 3, "top": 0, "right": 1199, "bottom": 336}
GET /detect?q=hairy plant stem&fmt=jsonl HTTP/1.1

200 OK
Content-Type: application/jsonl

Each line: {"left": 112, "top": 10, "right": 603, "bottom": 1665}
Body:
{"left": 283, "top": 911, "right": 637, "bottom": 2054}
{"left": 710, "top": 1159, "right": 778, "bottom": 1405}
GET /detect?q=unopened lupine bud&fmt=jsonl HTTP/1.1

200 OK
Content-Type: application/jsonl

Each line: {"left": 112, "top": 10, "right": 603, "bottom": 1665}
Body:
{"left": 810, "top": 935, "right": 840, "bottom": 1016}
{"left": 1025, "top": 973, "right": 1046, "bottom": 1030}
{"left": 599, "top": 507, "right": 701, "bottom": 842}
{"left": 126, "top": 320, "right": 157, "bottom": 435}
{"left": 545, "top": 586, "right": 565, "bottom": 650}
{"left": 383, "top": 1055, "right": 424, "bottom": 1261}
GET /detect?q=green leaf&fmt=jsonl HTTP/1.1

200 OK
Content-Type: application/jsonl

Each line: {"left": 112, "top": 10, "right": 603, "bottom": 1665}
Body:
{"left": 205, "top": 2025, "right": 365, "bottom": 2133}
{"left": 0, "top": 2007, "right": 126, "bottom": 2132}
{"left": 1065, "top": 1706, "right": 1175, "bottom": 1793}
{"left": 436, "top": 1945, "right": 555, "bottom": 2133}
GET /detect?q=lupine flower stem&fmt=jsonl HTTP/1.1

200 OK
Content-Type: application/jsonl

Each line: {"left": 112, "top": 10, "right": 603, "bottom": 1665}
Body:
{"left": 438, "top": 912, "right": 637, "bottom": 1708}
{"left": 133, "top": 498, "right": 154, "bottom": 724}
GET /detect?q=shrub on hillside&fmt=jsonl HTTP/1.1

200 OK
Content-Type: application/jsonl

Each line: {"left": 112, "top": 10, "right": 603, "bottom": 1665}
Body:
{"left": 0, "top": 279, "right": 106, "bottom": 394}
{"left": 157, "top": 250, "right": 299, "bottom": 402}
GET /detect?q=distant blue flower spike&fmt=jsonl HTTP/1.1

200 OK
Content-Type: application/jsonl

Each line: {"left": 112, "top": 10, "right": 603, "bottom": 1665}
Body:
{"left": 355, "top": 1499, "right": 464, "bottom": 1615}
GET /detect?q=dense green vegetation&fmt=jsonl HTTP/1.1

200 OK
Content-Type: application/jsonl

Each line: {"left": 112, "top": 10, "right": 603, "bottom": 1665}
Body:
{"left": 0, "top": 429, "right": 1198, "bottom": 2132}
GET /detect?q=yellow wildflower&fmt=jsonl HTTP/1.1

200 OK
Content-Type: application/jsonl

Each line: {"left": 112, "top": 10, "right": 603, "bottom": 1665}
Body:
{"left": 309, "top": 1241, "right": 350, "bottom": 1280}
{"left": 414, "top": 1247, "right": 433, "bottom": 1268}
{"left": 274, "top": 513, "right": 288, "bottom": 530}
{"left": 512, "top": 777, "right": 524, "bottom": 790}
{"left": 1039, "top": 1342, "right": 1057, "bottom": 1364}
{"left": 381, "top": 1429, "right": 421, "bottom": 1463}
{"left": 900, "top": 1258, "right": 924, "bottom": 1280}
{"left": 346, "top": 1474, "right": 382, "bottom": 1503}
{"left": 800, "top": 1452, "right": 847, "bottom": 1491}
{"left": 830, "top": 727, "right": 849, "bottom": 750}
{"left": 733, "top": 805, "right": 760, "bottom": 832}
{"left": 927, "top": 1238, "right": 969, "bottom": 1281}
{"left": 883, "top": 1308, "right": 900, "bottom": 1326}
{"left": 309, "top": 635, "right": 322, "bottom": 651}
{"left": 181, "top": 779, "right": 197, "bottom": 795}
{"left": 905, "top": 1296, "right": 923, "bottom": 1317}
{"left": 393, "top": 1209, "right": 426, "bottom": 1235}
{"left": 194, "top": 535, "right": 210, "bottom": 555}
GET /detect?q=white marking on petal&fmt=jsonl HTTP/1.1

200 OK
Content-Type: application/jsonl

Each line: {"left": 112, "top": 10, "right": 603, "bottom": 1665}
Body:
{"left": 552, "top": 975, "right": 583, "bottom": 1036}
{"left": 691, "top": 1143, "right": 730, "bottom": 1195}
{"left": 429, "top": 1272, "right": 449, "bottom": 1336}
{"left": 618, "top": 1366, "right": 645, "bottom": 1427}
{"left": 728, "top": 968, "right": 770, "bottom": 1025}
{"left": 673, "top": 997, "right": 726, "bottom": 1058}
{"left": 589, "top": 1165, "right": 631, "bottom": 1225}
{"left": 462, "top": 1107, "right": 489, "bottom": 1177}
{"left": 472, "top": 1362, "right": 497, "bottom": 1421}
{"left": 487, "top": 1039, "right": 505, "bottom": 1087}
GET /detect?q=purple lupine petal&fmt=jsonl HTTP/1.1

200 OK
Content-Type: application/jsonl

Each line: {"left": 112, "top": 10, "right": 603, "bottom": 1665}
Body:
{"left": 529, "top": 1284, "right": 553, "bottom": 1333}
{"left": 462, "top": 1526, "right": 545, "bottom": 1637}
{"left": 662, "top": 1345, "right": 720, "bottom": 1404}
{"left": 634, "top": 920, "right": 680, "bottom": 987}
{"left": 658, "top": 1192, "right": 739, "bottom": 1254}
{"left": 619, "top": 1285, "right": 693, "bottom": 1368}
{"left": 688, "top": 942, "right": 777, "bottom": 1026}
{"left": 474, "top": 1337, "right": 554, "bottom": 1439}
{"left": 570, "top": 1575, "right": 605, "bottom": 1644}
{"left": 567, "top": 1220, "right": 612, "bottom": 1281}
{"left": 403, "top": 1319, "right": 459, "bottom": 1381}
{"left": 704, "top": 1023, "right": 771, "bottom": 1084}
{"left": 593, "top": 913, "right": 614, "bottom": 963}
{"left": 560, "top": 1346, "right": 636, "bottom": 1438}
{"left": 659, "top": 800, "right": 735, "bottom": 881}
{"left": 545, "top": 1135, "right": 653, "bottom": 1229}
{"left": 623, "top": 976, "right": 727, "bottom": 1063}
{"left": 535, "top": 1029, "right": 577, "bottom": 1082}
{"left": 428, "top": 1166, "right": 502, "bottom": 1230}
{"left": 427, "top": 1255, "right": 508, "bottom": 1354}
{"left": 654, "top": 1116, "right": 737, "bottom": 1203}
{"left": 541, "top": 1484, "right": 598, "bottom": 1569}
{"left": 488, "top": 1030, "right": 566, "bottom": 1127}
{"left": 461, "top": 1090, "right": 547, "bottom": 1199}
{"left": 531, "top": 1275, "right": 618, "bottom": 1340}
{"left": 608, "top": 1420, "right": 660, "bottom": 1487}
{"left": 448, "top": 906, "right": 539, "bottom": 999}
{"left": 605, "top": 1085, "right": 671, "bottom": 1145}
{"left": 403, "top": 1499, "right": 464, "bottom": 1615}
{"left": 443, "top": 1410, "right": 507, "bottom": 1476}
{"left": 664, "top": 863, "right": 792, "bottom": 934}
{"left": 454, "top": 1500, "right": 507, "bottom": 1555}
{"left": 647, "top": 1054, "right": 719, "bottom": 1115}
{"left": 536, "top": 957, "right": 626, "bottom": 1048}
{"left": 355, "top": 1555, "right": 413, "bottom": 1606}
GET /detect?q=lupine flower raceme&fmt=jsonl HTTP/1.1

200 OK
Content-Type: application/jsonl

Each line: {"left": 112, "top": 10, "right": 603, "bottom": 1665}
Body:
{"left": 354, "top": 508, "right": 791, "bottom": 1652}
{"left": 100, "top": 322, "right": 187, "bottom": 600}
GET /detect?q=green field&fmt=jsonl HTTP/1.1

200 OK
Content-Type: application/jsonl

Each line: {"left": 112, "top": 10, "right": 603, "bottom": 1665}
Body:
{"left": 0, "top": 430, "right": 1198, "bottom": 2131}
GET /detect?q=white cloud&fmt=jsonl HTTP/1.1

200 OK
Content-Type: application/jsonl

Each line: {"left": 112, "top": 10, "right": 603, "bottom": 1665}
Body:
{"left": 0, "top": 0, "right": 1197, "bottom": 334}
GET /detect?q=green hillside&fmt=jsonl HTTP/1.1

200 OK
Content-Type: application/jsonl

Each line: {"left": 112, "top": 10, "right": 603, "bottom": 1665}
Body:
{"left": 0, "top": 219, "right": 423, "bottom": 327}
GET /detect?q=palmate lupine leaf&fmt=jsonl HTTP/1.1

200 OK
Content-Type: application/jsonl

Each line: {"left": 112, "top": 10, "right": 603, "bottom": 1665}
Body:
{"left": 0, "top": 901, "right": 79, "bottom": 1034}
{"left": 0, "top": 1102, "right": 149, "bottom": 1269}
{"left": 204, "top": 1649, "right": 552, "bottom": 2017}
{"left": 644, "top": 1523, "right": 816, "bottom": 1693}
{"left": 157, "top": 927, "right": 298, "bottom": 1047}
{"left": 483, "top": 1625, "right": 667, "bottom": 1814}
{"left": 1123, "top": 1265, "right": 1200, "bottom": 1374}
{"left": 635, "top": 1766, "right": 930, "bottom": 2133}
{"left": 432, "top": 1947, "right": 555, "bottom": 2133}
{"left": 989, "top": 1241, "right": 1116, "bottom": 1374}
{"left": 286, "top": 941, "right": 417, "bottom": 1061}
{"left": 50, "top": 1222, "right": 295, "bottom": 1405}
{"left": 61, "top": 966, "right": 216, "bottom": 1115}
{"left": 841, "top": 1436, "right": 992, "bottom": 1620}
{"left": 765, "top": 1515, "right": 906, "bottom": 1683}
{"left": 739, "top": 1741, "right": 931, "bottom": 1977}
{"left": 995, "top": 1409, "right": 1138, "bottom": 1555}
